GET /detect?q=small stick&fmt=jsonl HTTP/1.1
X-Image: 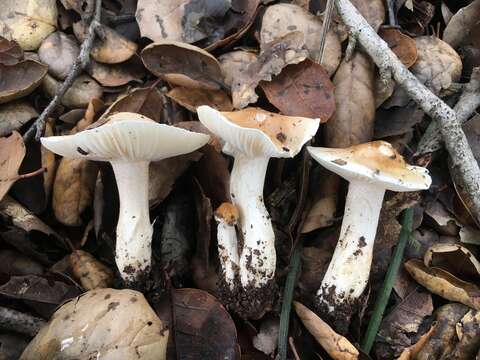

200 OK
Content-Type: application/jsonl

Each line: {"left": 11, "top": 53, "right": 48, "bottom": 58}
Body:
{"left": 288, "top": 337, "right": 301, "bottom": 360}
{"left": 23, "top": 0, "right": 103, "bottom": 142}
{"left": 0, "top": 167, "right": 46, "bottom": 182}
{"left": 316, "top": 0, "right": 335, "bottom": 64}
{"left": 0, "top": 306, "right": 46, "bottom": 336}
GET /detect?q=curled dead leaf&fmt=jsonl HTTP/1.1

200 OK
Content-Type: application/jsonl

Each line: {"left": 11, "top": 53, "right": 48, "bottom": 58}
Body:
{"left": 0, "top": 131, "right": 26, "bottom": 201}
{"left": 166, "top": 87, "right": 232, "bottom": 112}
{"left": 396, "top": 325, "right": 436, "bottom": 360}
{"left": 0, "top": 100, "right": 38, "bottom": 137}
{"left": 443, "top": 0, "right": 480, "bottom": 49}
{"left": 0, "top": 60, "right": 48, "bottom": 104}
{"left": 0, "top": 37, "right": 23, "bottom": 65}
{"left": 70, "top": 249, "right": 114, "bottom": 290}
{"left": 424, "top": 243, "right": 480, "bottom": 279}
{"left": 38, "top": 31, "right": 79, "bottom": 80}
{"left": 379, "top": 28, "right": 417, "bottom": 68}
{"left": 85, "top": 57, "right": 145, "bottom": 87}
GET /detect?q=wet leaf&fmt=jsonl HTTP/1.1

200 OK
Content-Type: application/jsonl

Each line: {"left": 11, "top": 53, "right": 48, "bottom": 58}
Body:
{"left": 142, "top": 41, "right": 224, "bottom": 90}
{"left": 261, "top": 59, "right": 335, "bottom": 122}
{"left": 21, "top": 288, "right": 169, "bottom": 359}
{"left": 232, "top": 31, "right": 308, "bottom": 109}
{"left": 379, "top": 28, "right": 417, "bottom": 68}
{"left": 294, "top": 301, "right": 359, "bottom": 360}
{"left": 260, "top": 3, "right": 341, "bottom": 75}
{"left": 0, "top": 100, "right": 38, "bottom": 137}
{"left": 0, "top": 0, "right": 57, "bottom": 50}
{"left": 443, "top": 0, "right": 480, "bottom": 49}
{"left": 325, "top": 52, "right": 375, "bottom": 147}
{"left": 85, "top": 56, "right": 145, "bottom": 87}
{"left": 73, "top": 21, "right": 138, "bottom": 64}
{"left": 166, "top": 87, "right": 233, "bottom": 112}
{"left": 70, "top": 249, "right": 114, "bottom": 290}
{"left": 404, "top": 259, "right": 480, "bottom": 310}
{"left": 219, "top": 50, "right": 258, "bottom": 89}
{"left": 0, "top": 131, "right": 26, "bottom": 201}
{"left": 0, "top": 37, "right": 23, "bottom": 65}
{"left": 0, "top": 60, "right": 48, "bottom": 104}
{"left": 38, "top": 31, "right": 79, "bottom": 80}
{"left": 424, "top": 243, "right": 480, "bottom": 279}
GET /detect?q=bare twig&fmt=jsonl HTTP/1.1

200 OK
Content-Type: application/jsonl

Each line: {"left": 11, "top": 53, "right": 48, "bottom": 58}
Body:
{"left": 417, "top": 67, "right": 480, "bottom": 155}
{"left": 316, "top": 0, "right": 335, "bottom": 64}
{"left": 334, "top": 0, "right": 480, "bottom": 223}
{"left": 386, "top": 0, "right": 397, "bottom": 26}
{"left": 0, "top": 306, "right": 46, "bottom": 336}
{"left": 0, "top": 167, "right": 46, "bottom": 182}
{"left": 23, "top": 0, "right": 103, "bottom": 142}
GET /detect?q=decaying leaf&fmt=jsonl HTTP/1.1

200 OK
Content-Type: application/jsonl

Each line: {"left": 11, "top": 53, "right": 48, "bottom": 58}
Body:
{"left": 166, "top": 87, "right": 233, "bottom": 112}
{"left": 325, "top": 52, "right": 375, "bottom": 147}
{"left": 0, "top": 60, "right": 48, "bottom": 104}
{"left": 20, "top": 288, "right": 169, "bottom": 359}
{"left": 85, "top": 57, "right": 145, "bottom": 87}
{"left": 443, "top": 0, "right": 480, "bottom": 49}
{"left": 73, "top": 21, "right": 137, "bottom": 64}
{"left": 424, "top": 200, "right": 459, "bottom": 236}
{"left": 375, "top": 102, "right": 424, "bottom": 137}
{"left": 141, "top": 41, "right": 224, "bottom": 90}
{"left": 41, "top": 121, "right": 56, "bottom": 199}
{"left": 261, "top": 59, "right": 335, "bottom": 122}
{"left": 219, "top": 50, "right": 258, "bottom": 89}
{"left": 405, "top": 259, "right": 480, "bottom": 310}
{"left": 0, "top": 101, "right": 38, "bottom": 137}
{"left": 294, "top": 301, "right": 359, "bottom": 360}
{"left": 424, "top": 243, "right": 480, "bottom": 279}
{"left": 0, "top": 0, "right": 57, "bottom": 50}
{"left": 70, "top": 249, "right": 114, "bottom": 290}
{"left": 0, "top": 37, "right": 23, "bottom": 65}
{"left": 0, "top": 132, "right": 26, "bottom": 201}
{"left": 232, "top": 31, "right": 308, "bottom": 109}
{"left": 38, "top": 31, "right": 79, "bottom": 80}
{"left": 396, "top": 324, "right": 436, "bottom": 360}
{"left": 260, "top": 3, "right": 341, "bottom": 75}
{"left": 0, "top": 249, "right": 44, "bottom": 276}
{"left": 449, "top": 309, "right": 480, "bottom": 359}
{"left": 379, "top": 28, "right": 417, "bottom": 68}
{"left": 60, "top": 0, "right": 94, "bottom": 16}
{"left": 350, "top": 0, "right": 385, "bottom": 32}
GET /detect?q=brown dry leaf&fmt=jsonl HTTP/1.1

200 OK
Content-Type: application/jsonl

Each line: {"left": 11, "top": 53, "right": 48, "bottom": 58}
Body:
{"left": 299, "top": 244, "right": 333, "bottom": 296}
{"left": 350, "top": 0, "right": 385, "bottom": 31}
{"left": 443, "top": 0, "right": 480, "bottom": 49}
{"left": 294, "top": 301, "right": 359, "bottom": 360}
{"left": 166, "top": 87, "right": 233, "bottom": 112}
{"left": 42, "top": 73, "right": 103, "bottom": 108}
{"left": 0, "top": 37, "right": 23, "bottom": 65}
{"left": 20, "top": 288, "right": 169, "bottom": 360}
{"left": 0, "top": 60, "right": 48, "bottom": 104}
{"left": 379, "top": 28, "right": 417, "bottom": 68}
{"left": 38, "top": 31, "right": 79, "bottom": 80}
{"left": 70, "top": 249, "right": 114, "bottom": 290}
{"left": 325, "top": 52, "right": 375, "bottom": 147}
{"left": 261, "top": 59, "right": 335, "bottom": 122}
{"left": 232, "top": 31, "right": 308, "bottom": 109}
{"left": 0, "top": 132, "right": 26, "bottom": 201}
{"left": 260, "top": 3, "right": 341, "bottom": 75}
{"left": 141, "top": 41, "right": 224, "bottom": 90}
{"left": 396, "top": 324, "right": 436, "bottom": 360}
{"left": 0, "top": 0, "right": 57, "bottom": 50}
{"left": 405, "top": 259, "right": 480, "bottom": 310}
{"left": 60, "top": 0, "right": 94, "bottom": 16}
{"left": 149, "top": 152, "right": 203, "bottom": 207}
{"left": 73, "top": 21, "right": 137, "bottom": 64}
{"left": 85, "top": 56, "right": 145, "bottom": 87}
{"left": 41, "top": 121, "right": 56, "bottom": 199}
{"left": 375, "top": 102, "right": 424, "bottom": 137}
{"left": 447, "top": 309, "right": 480, "bottom": 359}
{"left": 424, "top": 243, "right": 480, "bottom": 279}
{"left": 424, "top": 200, "right": 459, "bottom": 236}
{"left": 219, "top": 50, "right": 258, "bottom": 89}
{"left": 0, "top": 100, "right": 38, "bottom": 137}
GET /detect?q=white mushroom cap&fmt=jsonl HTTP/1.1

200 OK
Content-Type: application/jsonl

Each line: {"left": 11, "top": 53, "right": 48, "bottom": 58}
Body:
{"left": 307, "top": 141, "right": 431, "bottom": 192}
{"left": 197, "top": 106, "right": 319, "bottom": 158}
{"left": 41, "top": 112, "right": 210, "bottom": 161}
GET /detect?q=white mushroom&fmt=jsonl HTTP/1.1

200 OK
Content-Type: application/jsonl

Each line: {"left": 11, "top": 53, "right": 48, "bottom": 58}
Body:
{"left": 41, "top": 112, "right": 209, "bottom": 286}
{"left": 307, "top": 141, "right": 431, "bottom": 332}
{"left": 197, "top": 106, "right": 319, "bottom": 318}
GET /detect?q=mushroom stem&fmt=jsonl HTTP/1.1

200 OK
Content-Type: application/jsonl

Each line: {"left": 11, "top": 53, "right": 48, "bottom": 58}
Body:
{"left": 217, "top": 220, "right": 240, "bottom": 288}
{"left": 230, "top": 154, "right": 275, "bottom": 288}
{"left": 111, "top": 160, "right": 153, "bottom": 285}
{"left": 316, "top": 180, "right": 385, "bottom": 316}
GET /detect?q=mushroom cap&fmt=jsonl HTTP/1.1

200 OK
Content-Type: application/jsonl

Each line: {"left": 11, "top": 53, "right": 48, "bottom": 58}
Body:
{"left": 41, "top": 112, "right": 210, "bottom": 162}
{"left": 307, "top": 141, "right": 432, "bottom": 192}
{"left": 197, "top": 106, "right": 319, "bottom": 158}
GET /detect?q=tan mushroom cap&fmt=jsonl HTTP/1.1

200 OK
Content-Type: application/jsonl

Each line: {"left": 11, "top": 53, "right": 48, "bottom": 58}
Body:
{"left": 307, "top": 141, "right": 432, "bottom": 192}
{"left": 41, "top": 112, "right": 210, "bottom": 162}
{"left": 214, "top": 202, "right": 239, "bottom": 226}
{"left": 197, "top": 106, "right": 320, "bottom": 158}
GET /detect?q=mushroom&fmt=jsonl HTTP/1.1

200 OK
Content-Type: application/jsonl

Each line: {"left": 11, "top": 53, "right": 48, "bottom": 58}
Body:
{"left": 41, "top": 112, "right": 209, "bottom": 286}
{"left": 197, "top": 105, "right": 319, "bottom": 318}
{"left": 307, "top": 141, "right": 431, "bottom": 332}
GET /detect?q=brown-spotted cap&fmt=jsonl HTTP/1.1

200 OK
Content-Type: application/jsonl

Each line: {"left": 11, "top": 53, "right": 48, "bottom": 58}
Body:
{"left": 41, "top": 112, "right": 210, "bottom": 162}
{"left": 197, "top": 106, "right": 319, "bottom": 158}
{"left": 307, "top": 141, "right": 431, "bottom": 191}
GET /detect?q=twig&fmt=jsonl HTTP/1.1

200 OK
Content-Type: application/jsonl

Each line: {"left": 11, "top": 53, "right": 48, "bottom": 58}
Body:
{"left": 417, "top": 67, "right": 480, "bottom": 155}
{"left": 361, "top": 207, "right": 414, "bottom": 353}
{"left": 0, "top": 167, "right": 46, "bottom": 182}
{"left": 316, "top": 0, "right": 335, "bottom": 64}
{"left": 386, "top": 0, "right": 397, "bottom": 26}
{"left": 23, "top": 0, "right": 103, "bottom": 142}
{"left": 288, "top": 337, "right": 301, "bottom": 360}
{"left": 0, "top": 306, "right": 46, "bottom": 336}
{"left": 334, "top": 0, "right": 480, "bottom": 223}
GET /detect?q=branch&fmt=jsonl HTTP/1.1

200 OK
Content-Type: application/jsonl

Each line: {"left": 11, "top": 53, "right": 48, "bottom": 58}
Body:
{"left": 417, "top": 68, "right": 480, "bottom": 155}
{"left": 334, "top": 0, "right": 480, "bottom": 223}
{"left": 23, "top": 0, "right": 103, "bottom": 142}
{"left": 0, "top": 306, "right": 46, "bottom": 336}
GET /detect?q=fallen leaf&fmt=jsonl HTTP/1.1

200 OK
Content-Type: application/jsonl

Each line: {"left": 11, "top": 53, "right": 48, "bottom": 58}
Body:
{"left": 21, "top": 288, "right": 169, "bottom": 359}
{"left": 70, "top": 249, "right": 114, "bottom": 290}
{"left": 459, "top": 225, "right": 480, "bottom": 246}
{"left": 85, "top": 56, "right": 145, "bottom": 87}
{"left": 398, "top": 0, "right": 435, "bottom": 35}
{"left": 0, "top": 0, "right": 57, "bottom": 50}
{"left": 261, "top": 59, "right": 335, "bottom": 122}
{"left": 142, "top": 41, "right": 224, "bottom": 90}
{"left": 424, "top": 243, "right": 480, "bottom": 279}
{"left": 404, "top": 259, "right": 480, "bottom": 310}
{"left": 219, "top": 50, "right": 258, "bottom": 89}
{"left": 41, "top": 121, "right": 56, "bottom": 199}
{"left": 166, "top": 87, "right": 233, "bottom": 112}
{"left": 60, "top": 0, "right": 94, "bottom": 16}
{"left": 0, "top": 100, "right": 38, "bottom": 137}
{"left": 253, "top": 317, "right": 279, "bottom": 355}
{"left": 325, "top": 52, "right": 375, "bottom": 147}
{"left": 73, "top": 21, "right": 138, "bottom": 64}
{"left": 396, "top": 325, "right": 436, "bottom": 360}
{"left": 38, "top": 31, "right": 79, "bottom": 80}
{"left": 0, "top": 36, "right": 23, "bottom": 65}
{"left": 350, "top": 0, "right": 385, "bottom": 32}
{"left": 294, "top": 301, "right": 359, "bottom": 360}
{"left": 379, "top": 28, "right": 417, "bottom": 68}
{"left": 232, "top": 31, "right": 308, "bottom": 109}
{"left": 424, "top": 200, "right": 459, "bottom": 236}
{"left": 375, "top": 102, "right": 424, "bottom": 137}
{"left": 0, "top": 132, "right": 26, "bottom": 201}
{"left": 0, "top": 333, "right": 29, "bottom": 359}
{"left": 443, "top": 0, "right": 480, "bottom": 49}
{"left": 260, "top": 3, "right": 341, "bottom": 75}
{"left": 0, "top": 60, "right": 48, "bottom": 104}
{"left": 0, "top": 249, "right": 44, "bottom": 276}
